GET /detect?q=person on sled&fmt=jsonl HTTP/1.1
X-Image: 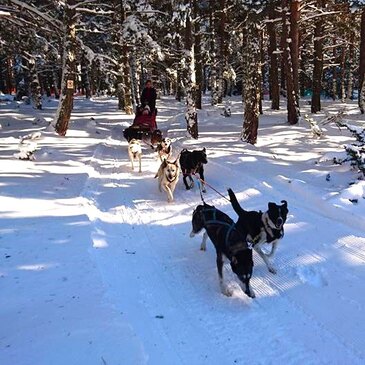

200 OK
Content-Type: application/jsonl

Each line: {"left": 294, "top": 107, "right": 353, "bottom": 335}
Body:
{"left": 140, "top": 79, "right": 157, "bottom": 116}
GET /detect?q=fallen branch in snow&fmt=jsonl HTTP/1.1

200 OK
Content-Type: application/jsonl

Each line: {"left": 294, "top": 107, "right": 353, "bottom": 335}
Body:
{"left": 340, "top": 124, "right": 365, "bottom": 177}
{"left": 322, "top": 108, "right": 365, "bottom": 177}
{"left": 303, "top": 114, "right": 323, "bottom": 137}
{"left": 14, "top": 141, "right": 38, "bottom": 161}
{"left": 320, "top": 108, "right": 346, "bottom": 127}
{"left": 19, "top": 131, "right": 42, "bottom": 143}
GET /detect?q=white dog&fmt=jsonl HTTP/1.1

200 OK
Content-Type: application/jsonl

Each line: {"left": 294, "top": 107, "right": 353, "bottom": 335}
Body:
{"left": 128, "top": 138, "right": 142, "bottom": 172}
{"left": 155, "top": 159, "right": 180, "bottom": 202}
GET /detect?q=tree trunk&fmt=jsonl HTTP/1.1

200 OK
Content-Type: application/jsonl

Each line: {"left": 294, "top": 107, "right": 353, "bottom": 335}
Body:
{"left": 282, "top": 0, "right": 299, "bottom": 124}
{"left": 193, "top": 0, "right": 202, "bottom": 109}
{"left": 259, "top": 29, "right": 264, "bottom": 115}
{"left": 267, "top": 11, "right": 280, "bottom": 110}
{"left": 117, "top": 1, "right": 133, "bottom": 114}
{"left": 332, "top": 37, "right": 337, "bottom": 100}
{"left": 216, "top": 0, "right": 227, "bottom": 104}
{"left": 280, "top": 23, "right": 286, "bottom": 97}
{"left": 5, "top": 56, "right": 13, "bottom": 94}
{"left": 346, "top": 34, "right": 354, "bottom": 101}
{"left": 242, "top": 11, "right": 261, "bottom": 145}
{"left": 130, "top": 53, "right": 139, "bottom": 107}
{"left": 81, "top": 51, "right": 91, "bottom": 98}
{"left": 185, "top": 3, "right": 198, "bottom": 139}
{"left": 54, "top": 0, "right": 77, "bottom": 136}
{"left": 173, "top": 10, "right": 184, "bottom": 102}
{"left": 29, "top": 59, "right": 42, "bottom": 109}
{"left": 52, "top": 62, "right": 60, "bottom": 99}
{"left": 0, "top": 59, "right": 5, "bottom": 93}
{"left": 209, "top": 4, "right": 218, "bottom": 105}
{"left": 186, "top": 86, "right": 198, "bottom": 139}
{"left": 340, "top": 46, "right": 346, "bottom": 102}
{"left": 359, "top": 8, "right": 365, "bottom": 114}
{"left": 311, "top": 0, "right": 324, "bottom": 113}
{"left": 290, "top": 0, "right": 300, "bottom": 100}
{"left": 6, "top": 57, "right": 13, "bottom": 94}
{"left": 122, "top": 44, "right": 133, "bottom": 115}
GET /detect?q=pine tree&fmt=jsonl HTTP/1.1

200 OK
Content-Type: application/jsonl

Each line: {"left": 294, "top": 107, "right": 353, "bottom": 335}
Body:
{"left": 359, "top": 7, "right": 365, "bottom": 114}
{"left": 242, "top": 7, "right": 261, "bottom": 145}
{"left": 55, "top": 0, "right": 77, "bottom": 136}
{"left": 281, "top": 0, "right": 299, "bottom": 124}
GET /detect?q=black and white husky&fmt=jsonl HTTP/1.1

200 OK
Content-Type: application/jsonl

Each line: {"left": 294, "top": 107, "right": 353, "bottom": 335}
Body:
{"left": 228, "top": 188, "right": 288, "bottom": 274}
{"left": 190, "top": 203, "right": 255, "bottom": 298}
{"left": 156, "top": 137, "right": 173, "bottom": 162}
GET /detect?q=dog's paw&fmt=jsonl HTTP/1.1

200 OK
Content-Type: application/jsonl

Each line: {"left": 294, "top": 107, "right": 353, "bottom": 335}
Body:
{"left": 268, "top": 266, "right": 277, "bottom": 274}
{"left": 245, "top": 289, "right": 256, "bottom": 298}
{"left": 221, "top": 286, "right": 233, "bottom": 297}
{"left": 200, "top": 244, "right": 206, "bottom": 251}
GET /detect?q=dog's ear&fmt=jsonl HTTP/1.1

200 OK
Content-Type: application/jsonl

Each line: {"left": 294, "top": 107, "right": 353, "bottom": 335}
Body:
{"left": 281, "top": 200, "right": 288, "bottom": 214}
{"left": 268, "top": 202, "right": 277, "bottom": 210}
{"left": 202, "top": 147, "right": 206, "bottom": 152}
{"left": 161, "top": 160, "right": 168, "bottom": 168}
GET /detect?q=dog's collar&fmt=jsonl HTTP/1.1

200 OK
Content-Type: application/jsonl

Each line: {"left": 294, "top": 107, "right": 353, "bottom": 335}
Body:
{"left": 261, "top": 212, "right": 284, "bottom": 243}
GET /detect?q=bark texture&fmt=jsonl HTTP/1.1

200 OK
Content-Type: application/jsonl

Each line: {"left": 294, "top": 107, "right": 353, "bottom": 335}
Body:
{"left": 55, "top": 0, "right": 77, "bottom": 136}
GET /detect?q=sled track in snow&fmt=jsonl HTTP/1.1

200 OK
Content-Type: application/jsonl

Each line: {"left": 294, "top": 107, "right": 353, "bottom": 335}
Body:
{"left": 79, "top": 121, "right": 364, "bottom": 364}
{"left": 204, "top": 157, "right": 365, "bottom": 362}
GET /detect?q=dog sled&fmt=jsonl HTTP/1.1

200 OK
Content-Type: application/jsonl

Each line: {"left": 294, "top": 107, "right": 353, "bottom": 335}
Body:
{"left": 123, "top": 105, "right": 162, "bottom": 146}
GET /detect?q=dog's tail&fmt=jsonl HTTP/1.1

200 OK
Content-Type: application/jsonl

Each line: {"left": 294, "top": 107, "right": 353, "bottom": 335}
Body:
{"left": 227, "top": 188, "right": 245, "bottom": 216}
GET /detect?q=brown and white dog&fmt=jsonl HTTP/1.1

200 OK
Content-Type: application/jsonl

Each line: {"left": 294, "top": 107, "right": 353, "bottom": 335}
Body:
{"left": 128, "top": 138, "right": 142, "bottom": 173}
{"left": 155, "top": 159, "right": 180, "bottom": 202}
{"left": 156, "top": 137, "right": 173, "bottom": 162}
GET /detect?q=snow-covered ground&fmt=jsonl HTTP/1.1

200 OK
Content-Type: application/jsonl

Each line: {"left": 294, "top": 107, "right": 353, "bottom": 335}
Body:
{"left": 1, "top": 95, "right": 365, "bottom": 365}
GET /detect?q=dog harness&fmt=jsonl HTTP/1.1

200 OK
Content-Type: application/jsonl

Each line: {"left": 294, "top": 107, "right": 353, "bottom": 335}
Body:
{"left": 182, "top": 165, "right": 201, "bottom": 177}
{"left": 248, "top": 212, "right": 284, "bottom": 245}
{"left": 200, "top": 207, "right": 249, "bottom": 252}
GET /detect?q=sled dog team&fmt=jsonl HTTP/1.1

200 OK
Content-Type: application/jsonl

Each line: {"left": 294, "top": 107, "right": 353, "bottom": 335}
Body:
{"left": 126, "top": 137, "right": 289, "bottom": 299}
{"left": 128, "top": 137, "right": 207, "bottom": 203}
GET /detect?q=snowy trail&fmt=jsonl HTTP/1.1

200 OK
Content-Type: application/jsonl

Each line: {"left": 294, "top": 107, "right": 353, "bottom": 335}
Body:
{"left": 82, "top": 130, "right": 230, "bottom": 364}
{"left": 3, "top": 96, "right": 364, "bottom": 364}
{"left": 80, "top": 99, "right": 364, "bottom": 364}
